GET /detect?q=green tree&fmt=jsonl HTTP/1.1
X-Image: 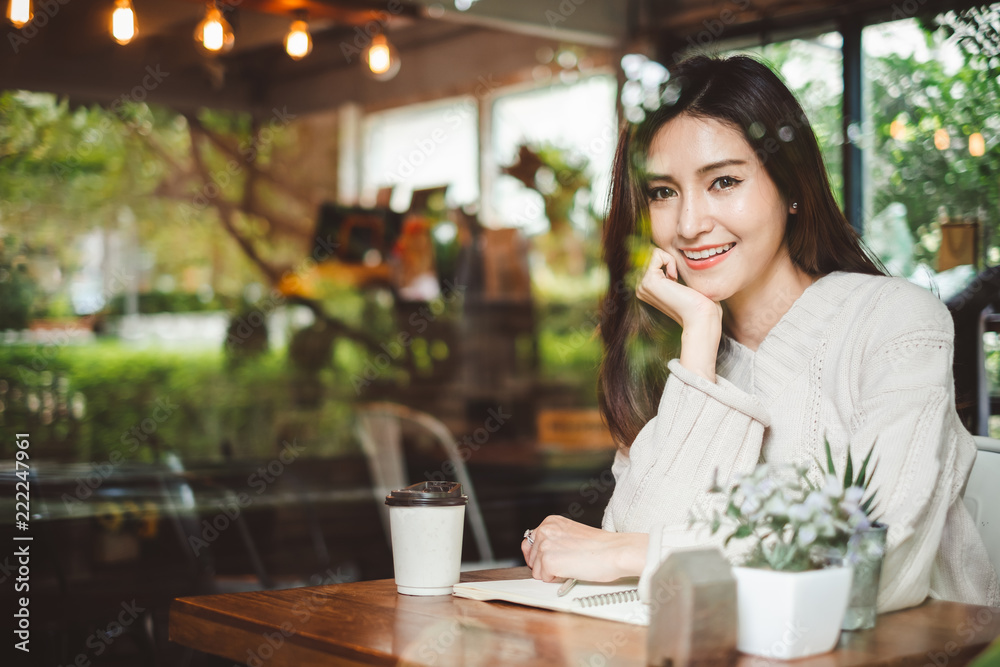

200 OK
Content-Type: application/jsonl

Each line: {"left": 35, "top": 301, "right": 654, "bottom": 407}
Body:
{"left": 0, "top": 234, "right": 36, "bottom": 329}
{"left": 0, "top": 92, "right": 259, "bottom": 314}
{"left": 745, "top": 23, "right": 1000, "bottom": 269}
{"left": 748, "top": 37, "right": 845, "bottom": 202}
{"left": 0, "top": 92, "right": 387, "bottom": 356}
{"left": 866, "top": 30, "right": 1000, "bottom": 267}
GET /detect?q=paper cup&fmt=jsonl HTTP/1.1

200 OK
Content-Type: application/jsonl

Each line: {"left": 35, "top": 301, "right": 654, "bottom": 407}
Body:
{"left": 386, "top": 481, "right": 468, "bottom": 596}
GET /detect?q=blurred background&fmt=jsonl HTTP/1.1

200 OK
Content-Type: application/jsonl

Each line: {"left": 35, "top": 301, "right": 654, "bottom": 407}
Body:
{"left": 1, "top": 0, "right": 998, "bottom": 664}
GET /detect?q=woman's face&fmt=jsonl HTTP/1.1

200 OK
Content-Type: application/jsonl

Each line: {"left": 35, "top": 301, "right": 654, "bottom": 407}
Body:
{"left": 644, "top": 113, "right": 796, "bottom": 304}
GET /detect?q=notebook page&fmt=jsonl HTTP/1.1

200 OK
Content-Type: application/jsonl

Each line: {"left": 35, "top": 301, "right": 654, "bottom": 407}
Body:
{"left": 452, "top": 578, "right": 648, "bottom": 626}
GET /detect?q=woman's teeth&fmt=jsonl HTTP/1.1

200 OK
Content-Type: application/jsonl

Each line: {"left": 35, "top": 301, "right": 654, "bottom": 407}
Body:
{"left": 683, "top": 243, "right": 734, "bottom": 260}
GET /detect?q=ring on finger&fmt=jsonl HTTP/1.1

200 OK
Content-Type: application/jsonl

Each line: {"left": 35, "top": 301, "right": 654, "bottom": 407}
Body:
{"left": 522, "top": 529, "right": 535, "bottom": 545}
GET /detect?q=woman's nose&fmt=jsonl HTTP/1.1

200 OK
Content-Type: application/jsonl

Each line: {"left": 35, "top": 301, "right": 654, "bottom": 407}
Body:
{"left": 676, "top": 196, "right": 713, "bottom": 240}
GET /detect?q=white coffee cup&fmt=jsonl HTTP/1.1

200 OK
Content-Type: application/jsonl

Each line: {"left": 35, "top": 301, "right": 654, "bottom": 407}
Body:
{"left": 385, "top": 481, "right": 468, "bottom": 596}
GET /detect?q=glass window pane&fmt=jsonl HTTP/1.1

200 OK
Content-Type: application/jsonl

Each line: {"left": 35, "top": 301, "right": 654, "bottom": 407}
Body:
{"left": 361, "top": 97, "right": 479, "bottom": 211}
{"left": 863, "top": 18, "right": 998, "bottom": 277}
{"left": 734, "top": 33, "right": 845, "bottom": 202}
{"left": 490, "top": 76, "right": 618, "bottom": 232}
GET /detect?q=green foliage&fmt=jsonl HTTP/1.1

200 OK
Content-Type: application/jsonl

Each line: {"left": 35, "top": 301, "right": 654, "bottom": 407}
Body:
{"left": 739, "top": 36, "right": 845, "bottom": 202}
{"left": 0, "top": 91, "right": 273, "bottom": 319}
{"left": 0, "top": 343, "right": 359, "bottom": 463}
{"left": 1, "top": 92, "right": 151, "bottom": 232}
{"left": 930, "top": 5, "right": 1000, "bottom": 67}
{"left": 968, "top": 634, "right": 1000, "bottom": 667}
{"left": 106, "top": 291, "right": 237, "bottom": 315}
{"left": 0, "top": 235, "right": 37, "bottom": 329}
{"left": 741, "top": 23, "right": 1000, "bottom": 268}
{"left": 822, "top": 437, "right": 879, "bottom": 516}
{"left": 696, "top": 455, "right": 880, "bottom": 572}
{"left": 537, "top": 328, "right": 601, "bottom": 402}
{"left": 867, "top": 37, "right": 1000, "bottom": 266}
{"left": 504, "top": 142, "right": 604, "bottom": 275}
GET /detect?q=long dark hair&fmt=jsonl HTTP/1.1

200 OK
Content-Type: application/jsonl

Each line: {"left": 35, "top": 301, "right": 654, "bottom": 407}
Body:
{"left": 599, "top": 54, "right": 885, "bottom": 448}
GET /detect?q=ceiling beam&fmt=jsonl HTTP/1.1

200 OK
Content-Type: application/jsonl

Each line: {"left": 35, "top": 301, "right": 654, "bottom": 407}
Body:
{"left": 404, "top": 0, "right": 628, "bottom": 47}
{"left": 265, "top": 27, "right": 606, "bottom": 115}
{"left": 646, "top": 0, "right": 993, "bottom": 59}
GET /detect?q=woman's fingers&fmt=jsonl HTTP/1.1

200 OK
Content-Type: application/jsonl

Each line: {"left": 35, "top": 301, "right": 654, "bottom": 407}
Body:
{"left": 522, "top": 516, "right": 629, "bottom": 583}
{"left": 521, "top": 530, "right": 535, "bottom": 569}
{"left": 636, "top": 248, "right": 691, "bottom": 322}
{"left": 633, "top": 246, "right": 724, "bottom": 380}
{"left": 638, "top": 248, "right": 681, "bottom": 302}
{"left": 652, "top": 247, "right": 678, "bottom": 281}
{"left": 524, "top": 520, "right": 561, "bottom": 581}
{"left": 636, "top": 246, "right": 723, "bottom": 336}
{"left": 638, "top": 248, "right": 675, "bottom": 294}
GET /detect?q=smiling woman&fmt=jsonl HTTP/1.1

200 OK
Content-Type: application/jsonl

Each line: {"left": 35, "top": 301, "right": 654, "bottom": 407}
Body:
{"left": 596, "top": 57, "right": 887, "bottom": 399}
{"left": 646, "top": 116, "right": 794, "bottom": 296}
{"left": 520, "top": 55, "right": 1000, "bottom": 614}
{"left": 637, "top": 113, "right": 813, "bottom": 376}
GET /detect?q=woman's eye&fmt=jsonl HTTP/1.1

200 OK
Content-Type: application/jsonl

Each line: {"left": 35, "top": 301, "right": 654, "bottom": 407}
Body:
{"left": 713, "top": 176, "right": 742, "bottom": 190}
{"left": 647, "top": 187, "right": 675, "bottom": 200}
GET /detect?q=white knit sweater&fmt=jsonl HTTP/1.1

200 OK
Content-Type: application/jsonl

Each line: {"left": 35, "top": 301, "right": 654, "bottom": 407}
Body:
{"left": 603, "top": 271, "right": 1000, "bottom": 611}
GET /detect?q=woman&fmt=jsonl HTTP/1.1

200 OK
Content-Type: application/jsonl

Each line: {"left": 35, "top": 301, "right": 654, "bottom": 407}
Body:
{"left": 521, "top": 55, "right": 999, "bottom": 610}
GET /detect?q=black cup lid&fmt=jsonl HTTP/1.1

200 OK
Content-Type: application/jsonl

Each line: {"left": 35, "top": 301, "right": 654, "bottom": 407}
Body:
{"left": 385, "top": 481, "right": 468, "bottom": 507}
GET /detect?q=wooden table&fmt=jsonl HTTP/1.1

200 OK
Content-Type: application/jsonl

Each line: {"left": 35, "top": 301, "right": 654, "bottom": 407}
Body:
{"left": 170, "top": 567, "right": 1000, "bottom": 666}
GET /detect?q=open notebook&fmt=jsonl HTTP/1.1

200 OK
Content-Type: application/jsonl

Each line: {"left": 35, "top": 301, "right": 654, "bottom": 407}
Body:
{"left": 452, "top": 578, "right": 648, "bottom": 626}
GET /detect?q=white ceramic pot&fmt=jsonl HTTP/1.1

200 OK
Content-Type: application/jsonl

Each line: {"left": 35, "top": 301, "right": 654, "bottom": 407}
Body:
{"left": 733, "top": 565, "right": 854, "bottom": 659}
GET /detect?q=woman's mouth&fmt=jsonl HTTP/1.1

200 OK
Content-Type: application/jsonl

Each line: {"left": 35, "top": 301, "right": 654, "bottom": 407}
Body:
{"left": 680, "top": 242, "right": 735, "bottom": 270}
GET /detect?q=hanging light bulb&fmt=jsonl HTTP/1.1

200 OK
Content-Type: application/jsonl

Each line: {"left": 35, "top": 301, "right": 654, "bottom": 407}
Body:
{"left": 969, "top": 132, "right": 985, "bottom": 157}
{"left": 284, "top": 13, "right": 311, "bottom": 60}
{"left": 934, "top": 128, "right": 950, "bottom": 151}
{"left": 362, "top": 33, "right": 400, "bottom": 81}
{"left": 7, "top": 0, "right": 32, "bottom": 28}
{"left": 889, "top": 118, "right": 906, "bottom": 141}
{"left": 111, "top": 0, "right": 137, "bottom": 45}
{"left": 195, "top": 2, "right": 234, "bottom": 55}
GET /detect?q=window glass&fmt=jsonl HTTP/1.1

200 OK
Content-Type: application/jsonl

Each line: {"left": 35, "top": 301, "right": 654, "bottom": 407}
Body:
{"left": 735, "top": 33, "right": 845, "bottom": 201}
{"left": 863, "top": 17, "right": 1000, "bottom": 436}
{"left": 490, "top": 76, "right": 618, "bottom": 233}
{"left": 863, "top": 18, "right": 997, "bottom": 277}
{"left": 361, "top": 97, "right": 479, "bottom": 211}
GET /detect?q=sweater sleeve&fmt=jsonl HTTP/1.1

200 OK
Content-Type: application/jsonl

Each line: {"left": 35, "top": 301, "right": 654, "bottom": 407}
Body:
{"left": 852, "top": 283, "right": 999, "bottom": 610}
{"left": 602, "top": 358, "right": 770, "bottom": 600}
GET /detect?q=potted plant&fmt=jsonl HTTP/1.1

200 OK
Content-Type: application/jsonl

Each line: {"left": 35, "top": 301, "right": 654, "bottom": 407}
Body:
{"left": 694, "top": 441, "right": 881, "bottom": 659}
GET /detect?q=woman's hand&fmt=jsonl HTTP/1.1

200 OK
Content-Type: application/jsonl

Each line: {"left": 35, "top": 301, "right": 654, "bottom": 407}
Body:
{"left": 521, "top": 515, "right": 648, "bottom": 583}
{"left": 636, "top": 247, "right": 722, "bottom": 381}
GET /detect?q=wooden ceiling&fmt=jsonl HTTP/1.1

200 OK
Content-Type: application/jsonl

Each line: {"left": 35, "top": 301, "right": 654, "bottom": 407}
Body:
{"left": 0, "top": 0, "right": 987, "bottom": 116}
{"left": 639, "top": 0, "right": 989, "bottom": 59}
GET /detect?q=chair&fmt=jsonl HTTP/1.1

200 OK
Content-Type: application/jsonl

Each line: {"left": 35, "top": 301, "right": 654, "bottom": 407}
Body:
{"left": 159, "top": 453, "right": 335, "bottom": 594}
{"left": 353, "top": 402, "right": 499, "bottom": 568}
{"left": 963, "top": 436, "right": 1000, "bottom": 579}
